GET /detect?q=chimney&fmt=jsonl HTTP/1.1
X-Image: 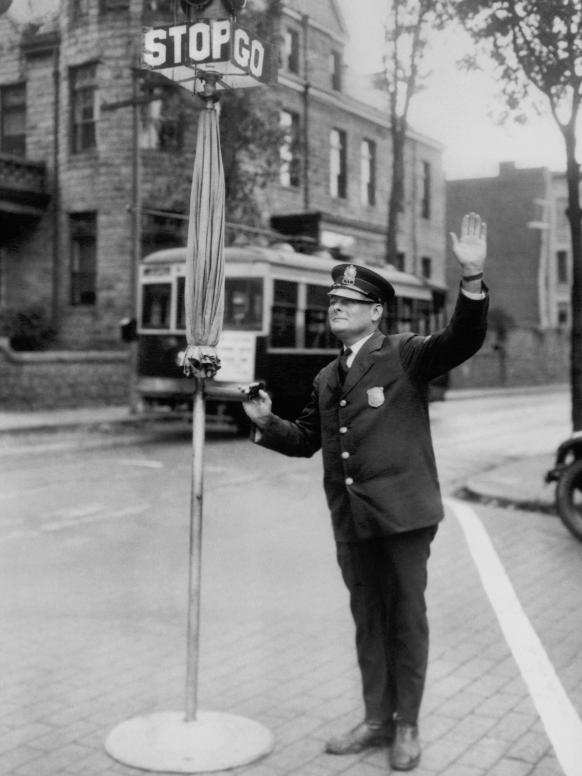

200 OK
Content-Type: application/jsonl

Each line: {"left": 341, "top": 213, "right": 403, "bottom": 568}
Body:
{"left": 499, "top": 161, "right": 516, "bottom": 176}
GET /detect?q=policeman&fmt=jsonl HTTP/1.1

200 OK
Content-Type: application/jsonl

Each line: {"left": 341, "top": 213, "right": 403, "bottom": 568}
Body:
{"left": 242, "top": 213, "right": 488, "bottom": 771}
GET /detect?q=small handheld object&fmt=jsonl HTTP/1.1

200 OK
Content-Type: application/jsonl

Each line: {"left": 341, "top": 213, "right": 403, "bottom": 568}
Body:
{"left": 240, "top": 381, "right": 265, "bottom": 400}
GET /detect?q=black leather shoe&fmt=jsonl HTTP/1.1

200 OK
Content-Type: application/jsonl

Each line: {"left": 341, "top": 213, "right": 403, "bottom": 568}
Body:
{"left": 389, "top": 722, "right": 421, "bottom": 771}
{"left": 325, "top": 720, "right": 393, "bottom": 755}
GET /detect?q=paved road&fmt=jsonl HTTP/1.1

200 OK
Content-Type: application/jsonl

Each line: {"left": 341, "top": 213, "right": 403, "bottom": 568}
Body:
{"left": 0, "top": 387, "right": 579, "bottom": 776}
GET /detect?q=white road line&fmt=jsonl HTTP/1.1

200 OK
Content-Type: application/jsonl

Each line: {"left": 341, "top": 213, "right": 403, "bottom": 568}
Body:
{"left": 42, "top": 502, "right": 149, "bottom": 532}
{"left": 118, "top": 459, "right": 164, "bottom": 469}
{"left": 446, "top": 498, "right": 582, "bottom": 776}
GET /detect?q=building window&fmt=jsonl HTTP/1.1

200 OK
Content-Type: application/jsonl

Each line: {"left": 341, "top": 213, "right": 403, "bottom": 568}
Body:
{"left": 330, "top": 128, "right": 347, "bottom": 199}
{"left": 70, "top": 63, "right": 98, "bottom": 153}
{"left": 557, "top": 249, "right": 569, "bottom": 284}
{"left": 283, "top": 28, "right": 300, "bottom": 74}
{"left": 360, "top": 139, "right": 376, "bottom": 206}
{"left": 330, "top": 50, "right": 342, "bottom": 91}
{"left": 279, "top": 110, "right": 300, "bottom": 188}
{"left": 70, "top": 213, "right": 97, "bottom": 306}
{"left": 421, "top": 256, "right": 432, "bottom": 279}
{"left": 557, "top": 303, "right": 569, "bottom": 327}
{"left": 144, "top": 0, "right": 173, "bottom": 10}
{"left": 395, "top": 252, "right": 405, "bottom": 272}
{"left": 0, "top": 83, "right": 26, "bottom": 157}
{"left": 556, "top": 198, "right": 569, "bottom": 236}
{"left": 140, "top": 89, "right": 183, "bottom": 151}
{"left": 421, "top": 160, "right": 431, "bottom": 219}
{"left": 70, "top": 0, "right": 89, "bottom": 22}
{"left": 99, "top": 0, "right": 131, "bottom": 11}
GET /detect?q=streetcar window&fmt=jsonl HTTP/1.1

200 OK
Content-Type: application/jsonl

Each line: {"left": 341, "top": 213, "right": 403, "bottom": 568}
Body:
{"left": 417, "top": 300, "right": 431, "bottom": 335}
{"left": 305, "top": 284, "right": 335, "bottom": 348}
{"left": 224, "top": 278, "right": 263, "bottom": 330}
{"left": 142, "top": 283, "right": 171, "bottom": 329}
{"left": 176, "top": 276, "right": 185, "bottom": 330}
{"left": 398, "top": 299, "right": 414, "bottom": 332}
{"left": 271, "top": 279, "right": 297, "bottom": 347}
{"left": 383, "top": 297, "right": 416, "bottom": 334}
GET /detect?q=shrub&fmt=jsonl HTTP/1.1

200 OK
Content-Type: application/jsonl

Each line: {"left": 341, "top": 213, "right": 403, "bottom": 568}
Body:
{"left": 0, "top": 305, "right": 56, "bottom": 351}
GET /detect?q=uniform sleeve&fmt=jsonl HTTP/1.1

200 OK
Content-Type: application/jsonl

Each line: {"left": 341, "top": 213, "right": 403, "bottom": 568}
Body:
{"left": 398, "top": 286, "right": 489, "bottom": 382}
{"left": 252, "top": 374, "right": 322, "bottom": 458}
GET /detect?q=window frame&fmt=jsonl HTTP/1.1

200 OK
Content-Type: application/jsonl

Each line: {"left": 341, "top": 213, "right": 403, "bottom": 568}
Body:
{"left": 283, "top": 27, "right": 300, "bottom": 75}
{"left": 421, "top": 160, "right": 431, "bottom": 219}
{"left": 305, "top": 283, "right": 336, "bottom": 350}
{"left": 0, "top": 82, "right": 26, "bottom": 157}
{"left": 279, "top": 109, "right": 301, "bottom": 188}
{"left": 330, "top": 128, "right": 347, "bottom": 199}
{"left": 69, "top": 212, "right": 98, "bottom": 306}
{"left": 330, "top": 50, "right": 343, "bottom": 92}
{"left": 556, "top": 249, "right": 569, "bottom": 285}
{"left": 421, "top": 256, "right": 432, "bottom": 279}
{"left": 223, "top": 277, "right": 264, "bottom": 331}
{"left": 70, "top": 62, "right": 98, "bottom": 154}
{"left": 270, "top": 278, "right": 299, "bottom": 348}
{"left": 360, "top": 138, "right": 376, "bottom": 207}
{"left": 141, "top": 281, "right": 173, "bottom": 329}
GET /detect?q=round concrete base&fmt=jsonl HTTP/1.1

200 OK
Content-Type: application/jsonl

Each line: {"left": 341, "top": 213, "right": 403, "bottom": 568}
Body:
{"left": 105, "top": 710, "right": 274, "bottom": 773}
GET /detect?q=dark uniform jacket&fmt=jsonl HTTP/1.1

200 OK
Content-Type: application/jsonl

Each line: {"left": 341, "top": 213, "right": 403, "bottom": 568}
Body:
{"left": 255, "top": 290, "right": 489, "bottom": 541}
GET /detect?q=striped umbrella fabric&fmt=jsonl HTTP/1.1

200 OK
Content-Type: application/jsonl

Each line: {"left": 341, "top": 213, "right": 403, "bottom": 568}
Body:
{"left": 182, "top": 99, "right": 225, "bottom": 378}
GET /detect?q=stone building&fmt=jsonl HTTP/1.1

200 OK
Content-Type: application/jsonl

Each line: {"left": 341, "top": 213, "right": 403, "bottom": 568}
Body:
{"left": 446, "top": 162, "right": 570, "bottom": 388}
{"left": 0, "top": 0, "right": 446, "bottom": 406}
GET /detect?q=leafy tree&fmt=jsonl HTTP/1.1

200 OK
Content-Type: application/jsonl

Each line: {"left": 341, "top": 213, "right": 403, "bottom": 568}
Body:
{"left": 455, "top": 0, "right": 582, "bottom": 429}
{"left": 376, "top": 0, "right": 451, "bottom": 266}
{"left": 220, "top": 0, "right": 284, "bottom": 234}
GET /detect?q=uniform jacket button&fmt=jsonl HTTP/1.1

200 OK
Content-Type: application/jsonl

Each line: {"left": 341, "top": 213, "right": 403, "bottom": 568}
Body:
{"left": 345, "top": 477, "right": 354, "bottom": 486}
{"left": 339, "top": 426, "right": 348, "bottom": 434}
{"left": 339, "top": 399, "right": 347, "bottom": 407}
{"left": 341, "top": 451, "right": 350, "bottom": 459}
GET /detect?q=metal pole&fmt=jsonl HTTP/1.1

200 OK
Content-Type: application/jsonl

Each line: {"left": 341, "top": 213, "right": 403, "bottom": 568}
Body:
{"left": 185, "top": 376, "right": 205, "bottom": 722}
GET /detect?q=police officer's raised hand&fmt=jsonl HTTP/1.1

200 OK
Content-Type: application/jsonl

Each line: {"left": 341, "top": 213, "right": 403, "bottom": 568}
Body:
{"left": 239, "top": 384, "right": 272, "bottom": 428}
{"left": 450, "top": 212, "right": 487, "bottom": 274}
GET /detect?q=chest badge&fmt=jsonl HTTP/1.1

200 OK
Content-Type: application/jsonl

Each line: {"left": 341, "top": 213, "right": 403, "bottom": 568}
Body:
{"left": 367, "top": 387, "right": 385, "bottom": 408}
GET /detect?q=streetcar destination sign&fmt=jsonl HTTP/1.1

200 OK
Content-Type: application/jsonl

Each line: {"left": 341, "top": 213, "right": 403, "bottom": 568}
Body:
{"left": 142, "top": 19, "right": 275, "bottom": 92}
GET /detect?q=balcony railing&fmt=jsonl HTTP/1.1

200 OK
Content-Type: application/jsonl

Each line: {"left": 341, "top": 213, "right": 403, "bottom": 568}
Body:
{"left": 0, "top": 153, "right": 50, "bottom": 216}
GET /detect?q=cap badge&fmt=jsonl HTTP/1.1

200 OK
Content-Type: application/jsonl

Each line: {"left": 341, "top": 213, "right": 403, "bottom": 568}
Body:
{"left": 342, "top": 265, "right": 357, "bottom": 286}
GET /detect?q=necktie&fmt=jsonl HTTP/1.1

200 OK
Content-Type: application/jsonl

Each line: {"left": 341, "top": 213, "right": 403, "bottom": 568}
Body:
{"left": 338, "top": 347, "right": 352, "bottom": 385}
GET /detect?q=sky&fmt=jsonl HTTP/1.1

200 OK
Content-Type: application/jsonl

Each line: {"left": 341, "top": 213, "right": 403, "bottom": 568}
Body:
{"left": 3, "top": 0, "right": 573, "bottom": 180}
{"left": 338, "top": 0, "right": 569, "bottom": 180}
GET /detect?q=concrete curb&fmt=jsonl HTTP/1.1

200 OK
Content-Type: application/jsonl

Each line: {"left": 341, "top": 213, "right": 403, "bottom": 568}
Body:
{"left": 454, "top": 483, "right": 557, "bottom": 516}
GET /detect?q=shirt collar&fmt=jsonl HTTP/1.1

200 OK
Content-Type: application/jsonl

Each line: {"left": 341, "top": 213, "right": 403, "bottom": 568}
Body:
{"left": 344, "top": 331, "right": 375, "bottom": 359}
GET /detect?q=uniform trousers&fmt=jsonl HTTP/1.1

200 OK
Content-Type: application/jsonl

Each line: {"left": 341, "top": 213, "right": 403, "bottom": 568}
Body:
{"left": 336, "top": 525, "right": 438, "bottom": 726}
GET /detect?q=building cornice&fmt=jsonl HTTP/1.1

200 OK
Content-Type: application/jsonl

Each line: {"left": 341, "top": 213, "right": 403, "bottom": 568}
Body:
{"left": 277, "top": 74, "right": 445, "bottom": 152}
{"left": 282, "top": 5, "right": 348, "bottom": 46}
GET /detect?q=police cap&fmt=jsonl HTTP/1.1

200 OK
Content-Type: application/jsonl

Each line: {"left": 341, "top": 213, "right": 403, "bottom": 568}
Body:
{"left": 328, "top": 263, "right": 395, "bottom": 304}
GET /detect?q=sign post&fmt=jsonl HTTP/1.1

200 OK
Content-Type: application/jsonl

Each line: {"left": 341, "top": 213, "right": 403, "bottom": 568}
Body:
{"left": 105, "top": 1, "right": 276, "bottom": 771}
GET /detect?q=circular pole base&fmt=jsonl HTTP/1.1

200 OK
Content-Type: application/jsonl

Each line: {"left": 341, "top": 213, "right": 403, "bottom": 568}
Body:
{"left": 105, "top": 710, "right": 274, "bottom": 773}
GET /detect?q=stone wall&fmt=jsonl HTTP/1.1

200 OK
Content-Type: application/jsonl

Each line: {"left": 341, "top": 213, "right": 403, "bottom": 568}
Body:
{"left": 449, "top": 326, "right": 569, "bottom": 390}
{"left": 0, "top": 339, "right": 130, "bottom": 410}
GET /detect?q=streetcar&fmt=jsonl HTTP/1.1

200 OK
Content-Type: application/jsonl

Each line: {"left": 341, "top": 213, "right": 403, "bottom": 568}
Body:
{"left": 135, "top": 243, "right": 447, "bottom": 429}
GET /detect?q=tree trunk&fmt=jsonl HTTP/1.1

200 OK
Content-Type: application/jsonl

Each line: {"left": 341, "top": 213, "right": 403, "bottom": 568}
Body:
{"left": 386, "top": 120, "right": 405, "bottom": 265}
{"left": 564, "top": 133, "right": 582, "bottom": 430}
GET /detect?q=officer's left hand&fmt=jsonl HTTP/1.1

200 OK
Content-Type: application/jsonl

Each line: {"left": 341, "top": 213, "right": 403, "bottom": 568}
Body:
{"left": 450, "top": 212, "right": 487, "bottom": 273}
